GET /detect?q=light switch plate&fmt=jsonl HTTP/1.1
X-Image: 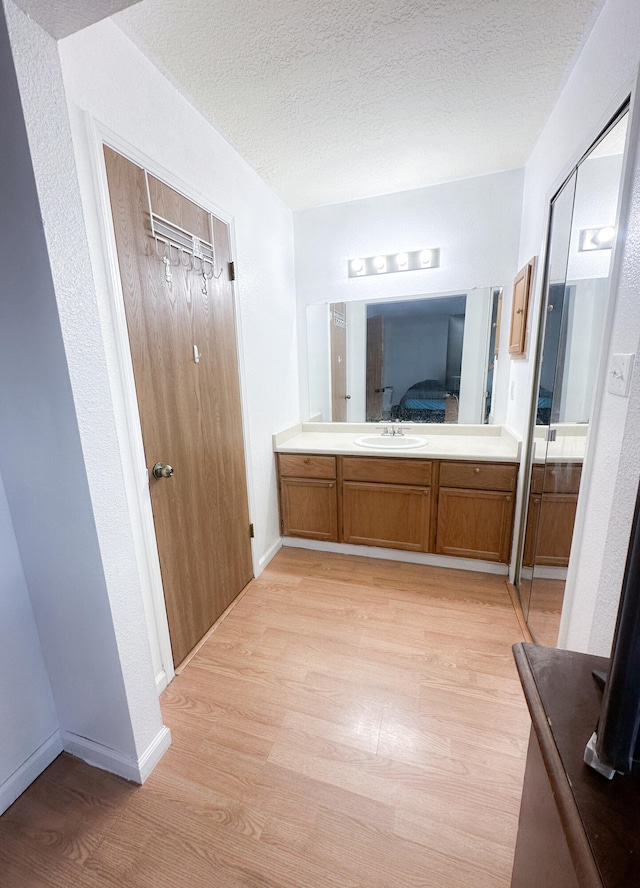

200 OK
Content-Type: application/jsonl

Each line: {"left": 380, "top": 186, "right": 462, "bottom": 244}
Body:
{"left": 609, "top": 353, "right": 635, "bottom": 397}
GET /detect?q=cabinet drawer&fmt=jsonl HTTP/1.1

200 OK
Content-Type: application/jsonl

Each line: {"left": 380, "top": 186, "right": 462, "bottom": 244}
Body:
{"left": 543, "top": 463, "right": 582, "bottom": 494}
{"left": 342, "top": 456, "right": 432, "bottom": 486}
{"left": 530, "top": 463, "right": 582, "bottom": 494}
{"left": 278, "top": 453, "right": 336, "bottom": 479}
{"left": 439, "top": 461, "right": 517, "bottom": 492}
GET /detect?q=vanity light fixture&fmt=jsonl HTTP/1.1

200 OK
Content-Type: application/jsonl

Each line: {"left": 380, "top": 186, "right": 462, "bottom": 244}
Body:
{"left": 347, "top": 248, "right": 440, "bottom": 278}
{"left": 579, "top": 226, "right": 617, "bottom": 251}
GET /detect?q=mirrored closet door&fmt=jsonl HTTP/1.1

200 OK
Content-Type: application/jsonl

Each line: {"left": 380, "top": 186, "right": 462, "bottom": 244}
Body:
{"left": 520, "top": 107, "right": 630, "bottom": 644}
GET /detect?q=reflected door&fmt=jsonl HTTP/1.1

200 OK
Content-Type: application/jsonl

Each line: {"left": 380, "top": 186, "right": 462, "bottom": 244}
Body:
{"left": 522, "top": 108, "right": 629, "bottom": 645}
{"left": 330, "top": 303, "right": 348, "bottom": 421}
{"left": 366, "top": 314, "right": 384, "bottom": 421}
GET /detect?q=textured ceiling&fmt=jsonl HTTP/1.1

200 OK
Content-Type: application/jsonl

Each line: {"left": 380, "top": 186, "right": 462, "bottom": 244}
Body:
{"left": 111, "top": 0, "right": 605, "bottom": 209}
{"left": 13, "top": 0, "right": 140, "bottom": 39}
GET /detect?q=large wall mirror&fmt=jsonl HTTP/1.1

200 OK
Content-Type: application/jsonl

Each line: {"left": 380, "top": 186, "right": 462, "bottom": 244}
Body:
{"left": 306, "top": 287, "right": 502, "bottom": 424}
{"left": 519, "top": 105, "right": 630, "bottom": 645}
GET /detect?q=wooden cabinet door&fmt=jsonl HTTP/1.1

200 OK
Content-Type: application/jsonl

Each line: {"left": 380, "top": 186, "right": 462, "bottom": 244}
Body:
{"left": 436, "top": 488, "right": 514, "bottom": 562}
{"left": 523, "top": 494, "right": 578, "bottom": 567}
{"left": 342, "top": 481, "right": 431, "bottom": 551}
{"left": 280, "top": 478, "right": 338, "bottom": 541}
{"left": 509, "top": 258, "right": 535, "bottom": 356}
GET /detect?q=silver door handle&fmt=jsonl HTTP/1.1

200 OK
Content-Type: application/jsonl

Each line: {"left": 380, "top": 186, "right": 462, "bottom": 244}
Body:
{"left": 152, "top": 462, "right": 174, "bottom": 479}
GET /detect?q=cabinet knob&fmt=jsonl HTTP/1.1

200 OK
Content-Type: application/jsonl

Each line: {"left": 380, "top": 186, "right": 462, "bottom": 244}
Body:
{"left": 550, "top": 469, "right": 556, "bottom": 476}
{"left": 506, "top": 496, "right": 512, "bottom": 502}
{"left": 474, "top": 467, "right": 480, "bottom": 474}
{"left": 303, "top": 457, "right": 310, "bottom": 464}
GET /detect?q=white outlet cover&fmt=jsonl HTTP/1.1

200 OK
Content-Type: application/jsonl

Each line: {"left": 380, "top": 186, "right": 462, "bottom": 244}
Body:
{"left": 609, "top": 353, "right": 635, "bottom": 397}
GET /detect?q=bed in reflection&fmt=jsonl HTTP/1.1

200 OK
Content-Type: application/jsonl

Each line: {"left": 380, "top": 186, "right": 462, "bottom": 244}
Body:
{"left": 391, "top": 378, "right": 450, "bottom": 423}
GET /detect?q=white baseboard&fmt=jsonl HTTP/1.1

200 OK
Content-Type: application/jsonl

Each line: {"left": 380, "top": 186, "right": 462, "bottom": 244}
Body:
{"left": 530, "top": 565, "right": 568, "bottom": 580}
{"left": 155, "top": 668, "right": 169, "bottom": 695}
{"left": 256, "top": 537, "right": 283, "bottom": 577}
{"left": 62, "top": 725, "right": 171, "bottom": 784}
{"left": 282, "top": 537, "right": 509, "bottom": 575}
{"left": 0, "top": 730, "right": 63, "bottom": 815}
{"left": 137, "top": 726, "right": 172, "bottom": 782}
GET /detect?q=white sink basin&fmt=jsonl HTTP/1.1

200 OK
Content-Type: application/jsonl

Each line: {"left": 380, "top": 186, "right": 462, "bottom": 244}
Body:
{"left": 355, "top": 435, "right": 426, "bottom": 450}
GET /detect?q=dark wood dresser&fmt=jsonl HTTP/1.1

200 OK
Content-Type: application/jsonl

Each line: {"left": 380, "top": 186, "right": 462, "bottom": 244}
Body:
{"left": 511, "top": 643, "right": 640, "bottom": 888}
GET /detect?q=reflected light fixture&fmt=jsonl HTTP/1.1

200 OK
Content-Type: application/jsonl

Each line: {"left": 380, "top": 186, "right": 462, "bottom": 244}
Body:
{"left": 579, "top": 226, "right": 617, "bottom": 251}
{"left": 348, "top": 248, "right": 440, "bottom": 277}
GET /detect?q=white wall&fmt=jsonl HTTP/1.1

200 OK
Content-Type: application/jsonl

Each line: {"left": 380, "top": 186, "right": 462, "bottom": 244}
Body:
{"left": 514, "top": 0, "right": 640, "bottom": 654}
{"left": 382, "top": 314, "right": 449, "bottom": 402}
{"left": 58, "top": 19, "right": 299, "bottom": 577}
{"left": 459, "top": 289, "right": 492, "bottom": 424}
{"left": 306, "top": 303, "right": 331, "bottom": 421}
{"left": 0, "top": 472, "right": 59, "bottom": 814}
{"left": 1, "top": 0, "right": 167, "bottom": 790}
{"left": 294, "top": 169, "right": 525, "bottom": 428}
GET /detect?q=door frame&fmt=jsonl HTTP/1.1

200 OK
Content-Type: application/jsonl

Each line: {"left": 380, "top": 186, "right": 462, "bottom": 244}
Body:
{"left": 82, "top": 113, "right": 257, "bottom": 691}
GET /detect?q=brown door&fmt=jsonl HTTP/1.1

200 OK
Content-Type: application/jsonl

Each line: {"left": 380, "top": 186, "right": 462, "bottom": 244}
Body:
{"left": 366, "top": 314, "right": 384, "bottom": 421}
{"left": 330, "top": 303, "right": 347, "bottom": 421}
{"left": 104, "top": 147, "right": 253, "bottom": 666}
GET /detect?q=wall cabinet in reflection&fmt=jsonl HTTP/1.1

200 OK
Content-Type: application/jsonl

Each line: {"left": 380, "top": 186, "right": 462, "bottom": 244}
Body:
{"left": 509, "top": 257, "right": 536, "bottom": 356}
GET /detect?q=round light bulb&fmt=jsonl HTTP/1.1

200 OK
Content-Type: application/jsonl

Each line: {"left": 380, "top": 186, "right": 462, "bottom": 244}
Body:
{"left": 419, "top": 249, "right": 433, "bottom": 266}
{"left": 396, "top": 252, "right": 408, "bottom": 268}
{"left": 373, "top": 255, "right": 386, "bottom": 271}
{"left": 595, "top": 226, "right": 616, "bottom": 246}
{"left": 351, "top": 258, "right": 364, "bottom": 273}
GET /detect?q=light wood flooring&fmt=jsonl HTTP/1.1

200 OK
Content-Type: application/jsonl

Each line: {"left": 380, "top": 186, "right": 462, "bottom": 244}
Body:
{"left": 0, "top": 547, "right": 531, "bottom": 887}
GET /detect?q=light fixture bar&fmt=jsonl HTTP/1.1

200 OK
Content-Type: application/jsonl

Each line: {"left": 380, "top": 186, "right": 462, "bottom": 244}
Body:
{"left": 348, "top": 248, "right": 440, "bottom": 278}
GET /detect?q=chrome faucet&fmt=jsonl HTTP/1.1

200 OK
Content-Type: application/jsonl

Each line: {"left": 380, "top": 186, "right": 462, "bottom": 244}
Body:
{"left": 376, "top": 423, "right": 411, "bottom": 437}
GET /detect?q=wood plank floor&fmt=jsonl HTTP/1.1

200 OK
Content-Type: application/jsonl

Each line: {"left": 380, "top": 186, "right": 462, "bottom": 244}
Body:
{"left": 0, "top": 547, "right": 531, "bottom": 887}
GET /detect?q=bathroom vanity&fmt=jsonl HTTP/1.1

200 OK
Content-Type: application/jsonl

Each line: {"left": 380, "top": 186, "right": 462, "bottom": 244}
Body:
{"left": 274, "top": 423, "right": 520, "bottom": 563}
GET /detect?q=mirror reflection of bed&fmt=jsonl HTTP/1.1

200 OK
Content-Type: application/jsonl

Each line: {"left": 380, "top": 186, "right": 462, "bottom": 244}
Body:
{"left": 306, "top": 287, "right": 502, "bottom": 424}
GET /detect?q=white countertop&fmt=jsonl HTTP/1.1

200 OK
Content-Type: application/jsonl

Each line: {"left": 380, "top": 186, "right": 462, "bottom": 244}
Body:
{"left": 273, "top": 423, "right": 522, "bottom": 463}
{"left": 532, "top": 425, "right": 587, "bottom": 464}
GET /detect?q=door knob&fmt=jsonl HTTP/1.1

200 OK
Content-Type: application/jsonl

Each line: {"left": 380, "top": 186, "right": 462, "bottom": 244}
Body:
{"left": 152, "top": 462, "right": 174, "bottom": 479}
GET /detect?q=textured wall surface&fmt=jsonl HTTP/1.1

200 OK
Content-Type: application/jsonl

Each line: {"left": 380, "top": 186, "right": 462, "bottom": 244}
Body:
{"left": 13, "top": 0, "right": 140, "bottom": 38}
{"left": 115, "top": 0, "right": 604, "bottom": 209}
{"left": 0, "top": 470, "right": 58, "bottom": 810}
{"left": 4, "top": 0, "right": 164, "bottom": 762}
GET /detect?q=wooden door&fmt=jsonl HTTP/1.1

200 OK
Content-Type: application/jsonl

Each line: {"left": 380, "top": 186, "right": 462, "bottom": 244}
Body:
{"left": 104, "top": 147, "right": 253, "bottom": 666}
{"left": 366, "top": 314, "right": 384, "bottom": 421}
{"left": 330, "top": 303, "right": 347, "bottom": 421}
